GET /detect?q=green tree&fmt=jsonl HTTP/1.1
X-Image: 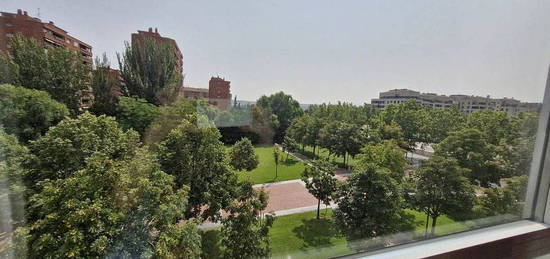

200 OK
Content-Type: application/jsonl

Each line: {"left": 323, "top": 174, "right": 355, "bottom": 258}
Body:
{"left": 22, "top": 150, "right": 199, "bottom": 258}
{"left": 23, "top": 112, "right": 140, "bottom": 193}
{"left": 356, "top": 140, "right": 407, "bottom": 181}
{"left": 411, "top": 156, "right": 475, "bottom": 236}
{"left": 334, "top": 165, "right": 403, "bottom": 241}
{"left": 228, "top": 137, "right": 259, "bottom": 172}
{"left": 157, "top": 117, "right": 238, "bottom": 221}
{"left": 0, "top": 129, "right": 28, "bottom": 232}
{"left": 1, "top": 35, "right": 90, "bottom": 113}
{"left": 115, "top": 96, "right": 159, "bottom": 138}
{"left": 319, "top": 121, "right": 364, "bottom": 166}
{"left": 282, "top": 135, "right": 300, "bottom": 160}
{"left": 0, "top": 84, "right": 69, "bottom": 143}
{"left": 256, "top": 91, "right": 303, "bottom": 143}
{"left": 477, "top": 175, "right": 528, "bottom": 217}
{"left": 376, "top": 100, "right": 428, "bottom": 150}
{"left": 144, "top": 99, "right": 202, "bottom": 145}
{"left": 421, "top": 107, "right": 464, "bottom": 144}
{"left": 118, "top": 37, "right": 182, "bottom": 106}
{"left": 301, "top": 160, "right": 338, "bottom": 219}
{"left": 220, "top": 183, "right": 274, "bottom": 259}
{"left": 273, "top": 147, "right": 280, "bottom": 179}
{"left": 464, "top": 110, "right": 518, "bottom": 145}
{"left": 90, "top": 54, "right": 120, "bottom": 116}
{"left": 436, "top": 128, "right": 504, "bottom": 187}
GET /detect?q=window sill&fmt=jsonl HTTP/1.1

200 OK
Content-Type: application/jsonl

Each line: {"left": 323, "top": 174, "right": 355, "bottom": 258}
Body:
{"left": 346, "top": 220, "right": 549, "bottom": 259}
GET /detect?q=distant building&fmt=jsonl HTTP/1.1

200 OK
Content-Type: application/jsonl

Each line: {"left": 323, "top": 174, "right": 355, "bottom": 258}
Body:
{"left": 0, "top": 9, "right": 93, "bottom": 108}
{"left": 0, "top": 9, "right": 92, "bottom": 65}
{"left": 131, "top": 28, "right": 183, "bottom": 76}
{"left": 181, "top": 76, "right": 232, "bottom": 111}
{"left": 371, "top": 89, "right": 541, "bottom": 116}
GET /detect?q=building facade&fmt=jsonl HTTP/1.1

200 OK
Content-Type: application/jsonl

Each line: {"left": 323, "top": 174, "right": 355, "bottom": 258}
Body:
{"left": 181, "top": 77, "right": 232, "bottom": 111}
{"left": 0, "top": 9, "right": 93, "bottom": 65}
{"left": 371, "top": 89, "right": 541, "bottom": 115}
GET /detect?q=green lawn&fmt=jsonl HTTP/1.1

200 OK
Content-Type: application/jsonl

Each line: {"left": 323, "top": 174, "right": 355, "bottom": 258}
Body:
{"left": 270, "top": 209, "right": 468, "bottom": 258}
{"left": 201, "top": 208, "right": 469, "bottom": 259}
{"left": 299, "top": 145, "right": 359, "bottom": 169}
{"left": 237, "top": 145, "right": 306, "bottom": 184}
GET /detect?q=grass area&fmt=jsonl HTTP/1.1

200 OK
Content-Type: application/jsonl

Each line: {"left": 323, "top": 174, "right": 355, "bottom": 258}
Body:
{"left": 237, "top": 145, "right": 306, "bottom": 184}
{"left": 201, "top": 208, "right": 469, "bottom": 259}
{"left": 299, "top": 145, "right": 359, "bottom": 169}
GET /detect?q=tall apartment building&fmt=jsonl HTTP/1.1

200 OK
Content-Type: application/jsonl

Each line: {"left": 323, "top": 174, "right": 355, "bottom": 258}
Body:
{"left": 0, "top": 9, "right": 93, "bottom": 65}
{"left": 371, "top": 89, "right": 541, "bottom": 116}
{"left": 131, "top": 28, "right": 183, "bottom": 75}
{"left": 181, "top": 77, "right": 232, "bottom": 111}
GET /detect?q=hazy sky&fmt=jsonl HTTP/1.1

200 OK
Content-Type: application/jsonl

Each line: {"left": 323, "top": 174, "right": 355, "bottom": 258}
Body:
{"left": 3, "top": 1, "right": 550, "bottom": 104}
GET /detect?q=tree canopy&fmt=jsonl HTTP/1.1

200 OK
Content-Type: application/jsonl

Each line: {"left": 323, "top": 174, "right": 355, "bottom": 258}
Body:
{"left": 256, "top": 91, "right": 303, "bottom": 143}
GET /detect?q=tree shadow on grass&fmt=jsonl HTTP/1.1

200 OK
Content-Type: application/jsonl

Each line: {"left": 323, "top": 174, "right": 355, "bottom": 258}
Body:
{"left": 282, "top": 157, "right": 299, "bottom": 166}
{"left": 292, "top": 217, "right": 341, "bottom": 250}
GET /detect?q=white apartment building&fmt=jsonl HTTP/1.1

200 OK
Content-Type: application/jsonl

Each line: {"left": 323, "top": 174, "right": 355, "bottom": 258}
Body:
{"left": 371, "top": 89, "right": 541, "bottom": 116}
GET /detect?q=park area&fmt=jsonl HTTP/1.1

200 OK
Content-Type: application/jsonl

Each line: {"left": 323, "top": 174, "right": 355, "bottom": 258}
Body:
{"left": 201, "top": 209, "right": 468, "bottom": 259}
{"left": 237, "top": 145, "right": 306, "bottom": 184}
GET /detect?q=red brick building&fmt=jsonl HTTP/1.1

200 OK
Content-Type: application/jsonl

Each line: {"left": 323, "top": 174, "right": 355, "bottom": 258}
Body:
{"left": 181, "top": 76, "right": 232, "bottom": 111}
{"left": 208, "top": 77, "right": 232, "bottom": 110}
{"left": 131, "top": 28, "right": 183, "bottom": 75}
{"left": 0, "top": 9, "right": 92, "bottom": 65}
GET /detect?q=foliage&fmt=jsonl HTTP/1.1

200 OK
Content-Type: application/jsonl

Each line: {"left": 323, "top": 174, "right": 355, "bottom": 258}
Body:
{"left": 318, "top": 121, "right": 365, "bottom": 166}
{"left": 0, "top": 36, "right": 90, "bottom": 113}
{"left": 0, "top": 129, "right": 28, "bottom": 230}
{"left": 117, "top": 37, "right": 182, "bottom": 105}
{"left": 421, "top": 107, "right": 465, "bottom": 144}
{"left": 306, "top": 102, "right": 376, "bottom": 126}
{"left": 90, "top": 54, "right": 120, "bottom": 116}
{"left": 435, "top": 128, "right": 504, "bottom": 187}
{"left": 144, "top": 99, "right": 200, "bottom": 145}
{"left": 155, "top": 222, "right": 202, "bottom": 259}
{"left": 464, "top": 110, "right": 518, "bottom": 145}
{"left": 301, "top": 159, "right": 338, "bottom": 219}
{"left": 220, "top": 183, "right": 274, "bottom": 259}
{"left": 228, "top": 137, "right": 259, "bottom": 172}
{"left": 477, "top": 175, "right": 528, "bottom": 217}
{"left": 355, "top": 140, "right": 407, "bottom": 181}
{"left": 116, "top": 96, "right": 159, "bottom": 137}
{"left": 0, "top": 84, "right": 69, "bottom": 143}
{"left": 21, "top": 150, "right": 198, "bottom": 258}
{"left": 157, "top": 117, "right": 238, "bottom": 221}
{"left": 256, "top": 91, "right": 303, "bottom": 142}
{"left": 375, "top": 100, "right": 428, "bottom": 149}
{"left": 23, "top": 112, "right": 140, "bottom": 193}
{"left": 334, "top": 165, "right": 403, "bottom": 241}
{"left": 411, "top": 156, "right": 475, "bottom": 236}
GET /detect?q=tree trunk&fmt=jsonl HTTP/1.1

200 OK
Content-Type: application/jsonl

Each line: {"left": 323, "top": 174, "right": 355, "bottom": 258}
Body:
{"left": 313, "top": 146, "right": 317, "bottom": 157}
{"left": 424, "top": 213, "right": 430, "bottom": 238}
{"left": 275, "top": 165, "right": 278, "bottom": 178}
{"left": 317, "top": 199, "right": 321, "bottom": 219}
{"left": 431, "top": 216, "right": 437, "bottom": 236}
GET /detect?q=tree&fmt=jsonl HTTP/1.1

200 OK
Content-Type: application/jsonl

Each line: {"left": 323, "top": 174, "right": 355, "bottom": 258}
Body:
{"left": 0, "top": 129, "right": 28, "bottom": 233}
{"left": 23, "top": 112, "right": 140, "bottom": 193}
{"left": 256, "top": 91, "right": 303, "bottom": 143}
{"left": 477, "top": 175, "right": 528, "bottom": 217}
{"left": 228, "top": 137, "right": 259, "bottom": 172}
{"left": 144, "top": 99, "right": 202, "bottom": 145}
{"left": 411, "top": 156, "right": 475, "bottom": 236}
{"left": 464, "top": 110, "right": 518, "bottom": 145}
{"left": 157, "top": 117, "right": 238, "bottom": 221}
{"left": 319, "top": 121, "right": 365, "bottom": 166}
{"left": 0, "top": 84, "right": 69, "bottom": 143}
{"left": 334, "top": 165, "right": 403, "bottom": 241}
{"left": 19, "top": 113, "right": 200, "bottom": 258}
{"left": 421, "top": 107, "right": 464, "bottom": 144}
{"left": 301, "top": 160, "right": 338, "bottom": 219}
{"left": 376, "top": 100, "right": 428, "bottom": 150}
{"left": 436, "top": 128, "right": 504, "bottom": 187}
{"left": 273, "top": 147, "right": 280, "bottom": 179}
{"left": 90, "top": 54, "right": 120, "bottom": 116}
{"left": 1, "top": 35, "right": 90, "bottom": 113}
{"left": 282, "top": 135, "right": 300, "bottom": 160}
{"left": 21, "top": 150, "right": 200, "bottom": 258}
{"left": 118, "top": 37, "right": 182, "bottom": 106}
{"left": 115, "top": 96, "right": 159, "bottom": 138}
{"left": 220, "top": 183, "right": 274, "bottom": 259}
{"left": 356, "top": 140, "right": 407, "bottom": 181}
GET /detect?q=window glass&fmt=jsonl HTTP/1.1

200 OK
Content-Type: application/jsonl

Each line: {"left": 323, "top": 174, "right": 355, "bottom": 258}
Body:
{"left": 0, "top": 2, "right": 549, "bottom": 258}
